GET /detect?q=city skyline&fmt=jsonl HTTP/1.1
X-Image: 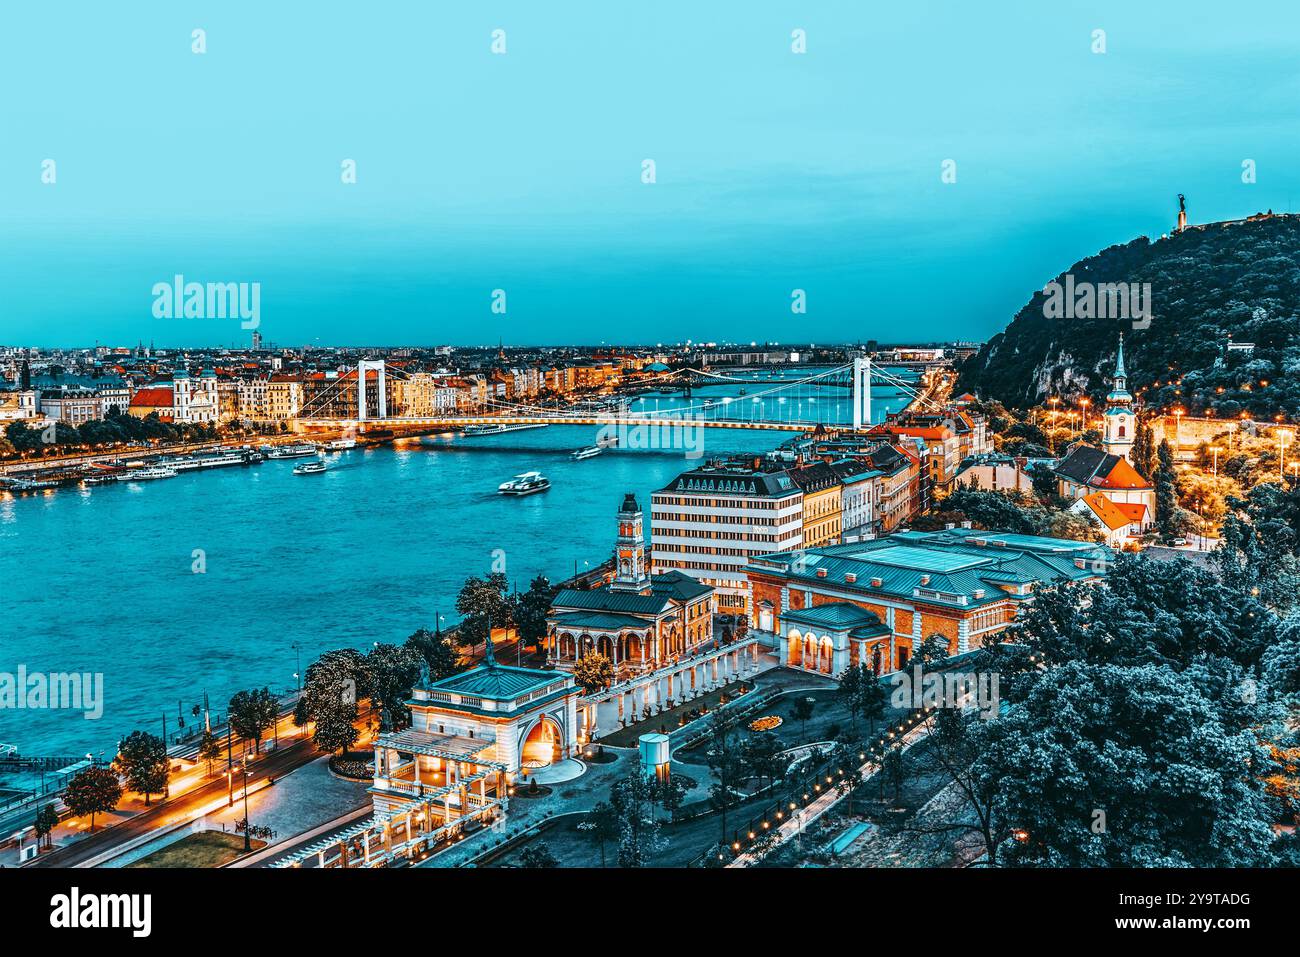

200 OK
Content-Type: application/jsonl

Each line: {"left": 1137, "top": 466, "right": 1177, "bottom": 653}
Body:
{"left": 6, "top": 2, "right": 1300, "bottom": 348}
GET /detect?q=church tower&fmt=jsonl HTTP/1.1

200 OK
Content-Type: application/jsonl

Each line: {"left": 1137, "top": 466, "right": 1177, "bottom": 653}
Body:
{"left": 609, "top": 493, "right": 651, "bottom": 594}
{"left": 1102, "top": 335, "right": 1135, "bottom": 462}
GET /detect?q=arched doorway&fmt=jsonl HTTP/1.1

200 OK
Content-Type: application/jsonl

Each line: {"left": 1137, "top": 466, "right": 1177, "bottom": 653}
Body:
{"left": 787, "top": 629, "right": 803, "bottom": 667}
{"left": 520, "top": 716, "right": 565, "bottom": 770}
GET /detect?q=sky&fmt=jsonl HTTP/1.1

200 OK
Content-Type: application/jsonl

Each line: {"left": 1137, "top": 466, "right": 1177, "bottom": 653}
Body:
{"left": 3, "top": 1, "right": 1300, "bottom": 349}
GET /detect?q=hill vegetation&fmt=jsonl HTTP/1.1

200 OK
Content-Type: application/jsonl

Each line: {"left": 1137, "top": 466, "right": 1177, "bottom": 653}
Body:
{"left": 957, "top": 213, "right": 1300, "bottom": 419}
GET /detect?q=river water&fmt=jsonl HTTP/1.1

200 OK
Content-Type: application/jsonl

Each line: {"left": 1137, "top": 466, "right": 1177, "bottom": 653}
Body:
{"left": 0, "top": 368, "right": 915, "bottom": 759}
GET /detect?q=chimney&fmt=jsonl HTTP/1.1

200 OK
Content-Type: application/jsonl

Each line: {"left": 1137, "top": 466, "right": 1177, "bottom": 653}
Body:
{"left": 816, "top": 567, "right": 828, "bottom": 578}
{"left": 920, "top": 574, "right": 931, "bottom": 586}
{"left": 870, "top": 577, "right": 883, "bottom": 587}
{"left": 845, "top": 573, "right": 857, "bottom": 584}
{"left": 944, "top": 522, "right": 955, "bottom": 530}
{"left": 961, "top": 520, "right": 972, "bottom": 529}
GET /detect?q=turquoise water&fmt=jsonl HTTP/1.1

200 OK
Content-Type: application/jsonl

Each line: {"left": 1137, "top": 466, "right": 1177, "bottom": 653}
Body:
{"left": 0, "top": 371, "right": 914, "bottom": 758}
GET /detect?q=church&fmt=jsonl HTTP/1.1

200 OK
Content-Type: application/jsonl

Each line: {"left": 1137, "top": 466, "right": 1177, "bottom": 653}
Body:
{"left": 1053, "top": 336, "right": 1156, "bottom": 538}
{"left": 546, "top": 493, "right": 714, "bottom": 677}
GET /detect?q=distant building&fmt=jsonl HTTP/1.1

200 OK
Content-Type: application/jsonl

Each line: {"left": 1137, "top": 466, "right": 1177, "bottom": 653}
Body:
{"left": 954, "top": 453, "right": 1034, "bottom": 494}
{"left": 650, "top": 463, "right": 803, "bottom": 615}
{"left": 747, "top": 528, "right": 1112, "bottom": 675}
{"left": 548, "top": 494, "right": 714, "bottom": 676}
{"left": 788, "top": 461, "right": 843, "bottom": 547}
{"left": 1071, "top": 492, "right": 1146, "bottom": 547}
{"left": 369, "top": 655, "right": 580, "bottom": 829}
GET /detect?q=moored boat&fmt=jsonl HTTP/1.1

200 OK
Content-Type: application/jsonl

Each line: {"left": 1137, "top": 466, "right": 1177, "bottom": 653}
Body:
{"left": 267, "top": 444, "right": 320, "bottom": 459}
{"left": 120, "top": 466, "right": 178, "bottom": 481}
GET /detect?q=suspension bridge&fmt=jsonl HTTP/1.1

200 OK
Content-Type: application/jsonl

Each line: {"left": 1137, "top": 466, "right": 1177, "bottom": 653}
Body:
{"left": 291, "top": 358, "right": 944, "bottom": 435}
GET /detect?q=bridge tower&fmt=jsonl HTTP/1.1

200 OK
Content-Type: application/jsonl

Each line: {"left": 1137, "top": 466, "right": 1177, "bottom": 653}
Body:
{"left": 357, "top": 359, "right": 387, "bottom": 422}
{"left": 851, "top": 355, "right": 872, "bottom": 430}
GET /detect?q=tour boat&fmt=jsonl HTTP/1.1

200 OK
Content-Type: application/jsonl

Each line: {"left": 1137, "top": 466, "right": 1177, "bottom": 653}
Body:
{"left": 122, "top": 466, "right": 178, "bottom": 481}
{"left": 570, "top": 446, "right": 602, "bottom": 460}
{"left": 497, "top": 471, "right": 551, "bottom": 496}
{"left": 463, "top": 424, "right": 507, "bottom": 436}
{"left": 293, "top": 461, "right": 328, "bottom": 475}
{"left": 324, "top": 438, "right": 357, "bottom": 451}
{"left": 267, "top": 444, "right": 320, "bottom": 459}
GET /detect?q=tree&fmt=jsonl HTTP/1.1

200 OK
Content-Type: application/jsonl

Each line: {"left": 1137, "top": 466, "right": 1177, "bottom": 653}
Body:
{"left": 838, "top": 663, "right": 870, "bottom": 734}
{"left": 981, "top": 662, "right": 1280, "bottom": 867}
{"left": 519, "top": 841, "right": 559, "bottom": 868}
{"left": 365, "top": 643, "right": 422, "bottom": 731}
{"left": 861, "top": 676, "right": 889, "bottom": 734}
{"left": 33, "top": 803, "right": 59, "bottom": 850}
{"left": 705, "top": 713, "right": 746, "bottom": 843}
{"left": 577, "top": 801, "right": 619, "bottom": 868}
{"left": 573, "top": 652, "right": 614, "bottom": 695}
{"left": 63, "top": 766, "right": 123, "bottom": 830}
{"left": 610, "top": 771, "right": 664, "bottom": 867}
{"left": 454, "top": 572, "right": 513, "bottom": 648}
{"left": 1154, "top": 439, "right": 1181, "bottom": 541}
{"left": 114, "top": 731, "right": 169, "bottom": 806}
{"left": 654, "top": 774, "right": 688, "bottom": 822}
{"left": 302, "top": 648, "right": 368, "bottom": 722}
{"left": 228, "top": 688, "right": 278, "bottom": 754}
{"left": 313, "top": 708, "right": 360, "bottom": 756}
{"left": 513, "top": 575, "right": 558, "bottom": 650}
{"left": 791, "top": 695, "right": 816, "bottom": 739}
{"left": 740, "top": 732, "right": 789, "bottom": 792}
{"left": 880, "top": 744, "right": 908, "bottom": 803}
{"left": 197, "top": 729, "right": 222, "bottom": 777}
{"left": 1131, "top": 420, "right": 1156, "bottom": 480}
{"left": 904, "top": 707, "right": 1016, "bottom": 866}
{"left": 405, "top": 627, "right": 461, "bottom": 681}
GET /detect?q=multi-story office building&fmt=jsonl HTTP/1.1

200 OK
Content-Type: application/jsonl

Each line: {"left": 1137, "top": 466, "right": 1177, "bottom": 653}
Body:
{"left": 650, "top": 462, "right": 803, "bottom": 615}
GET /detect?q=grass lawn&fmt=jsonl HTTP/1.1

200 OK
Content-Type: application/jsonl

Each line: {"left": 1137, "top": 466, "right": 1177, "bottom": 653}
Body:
{"left": 127, "top": 830, "right": 266, "bottom": 868}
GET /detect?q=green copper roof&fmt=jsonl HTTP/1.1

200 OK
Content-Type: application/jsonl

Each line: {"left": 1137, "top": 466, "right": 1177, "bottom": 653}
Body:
{"left": 428, "top": 663, "right": 561, "bottom": 700}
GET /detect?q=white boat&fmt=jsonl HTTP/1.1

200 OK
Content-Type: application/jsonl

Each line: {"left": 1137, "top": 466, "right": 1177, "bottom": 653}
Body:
{"left": 121, "top": 466, "right": 178, "bottom": 481}
{"left": 570, "top": 446, "right": 602, "bottom": 460}
{"left": 324, "top": 438, "right": 357, "bottom": 451}
{"left": 267, "top": 444, "right": 320, "bottom": 459}
{"left": 498, "top": 471, "right": 551, "bottom": 496}
{"left": 462, "top": 423, "right": 548, "bottom": 437}
{"left": 293, "top": 461, "right": 328, "bottom": 475}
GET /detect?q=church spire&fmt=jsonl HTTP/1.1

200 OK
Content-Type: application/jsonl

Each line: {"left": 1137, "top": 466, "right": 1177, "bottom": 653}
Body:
{"left": 1114, "top": 333, "right": 1127, "bottom": 381}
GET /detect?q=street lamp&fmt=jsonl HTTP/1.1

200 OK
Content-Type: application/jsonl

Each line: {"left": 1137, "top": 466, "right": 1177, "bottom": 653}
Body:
{"left": 239, "top": 762, "right": 252, "bottom": 852}
{"left": 1277, "top": 429, "right": 1293, "bottom": 482}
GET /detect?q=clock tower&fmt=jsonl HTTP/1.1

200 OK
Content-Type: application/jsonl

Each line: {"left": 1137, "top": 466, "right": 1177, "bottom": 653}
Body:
{"left": 609, "top": 493, "right": 651, "bottom": 593}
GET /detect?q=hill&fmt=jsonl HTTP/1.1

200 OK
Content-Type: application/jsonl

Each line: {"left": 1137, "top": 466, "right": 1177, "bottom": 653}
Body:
{"left": 956, "top": 213, "right": 1300, "bottom": 418}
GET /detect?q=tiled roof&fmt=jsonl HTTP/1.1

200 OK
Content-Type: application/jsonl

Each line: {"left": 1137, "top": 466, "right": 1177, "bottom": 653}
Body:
{"left": 550, "top": 612, "right": 651, "bottom": 632}
{"left": 784, "top": 602, "right": 888, "bottom": 635}
{"left": 552, "top": 588, "right": 670, "bottom": 616}
{"left": 1080, "top": 492, "right": 1132, "bottom": 531}
{"left": 1094, "top": 456, "right": 1152, "bottom": 490}
{"left": 130, "top": 387, "right": 174, "bottom": 408}
{"left": 429, "top": 663, "right": 560, "bottom": 700}
{"left": 1053, "top": 445, "right": 1152, "bottom": 491}
{"left": 649, "top": 570, "right": 712, "bottom": 602}
{"left": 750, "top": 528, "right": 1110, "bottom": 606}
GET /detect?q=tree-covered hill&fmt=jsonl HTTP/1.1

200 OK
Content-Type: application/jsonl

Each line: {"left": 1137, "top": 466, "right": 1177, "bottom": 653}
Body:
{"left": 956, "top": 213, "right": 1300, "bottom": 418}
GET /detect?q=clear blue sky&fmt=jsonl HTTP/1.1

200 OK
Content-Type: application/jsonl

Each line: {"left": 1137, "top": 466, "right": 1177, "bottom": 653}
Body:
{"left": 3, "top": 1, "right": 1298, "bottom": 348}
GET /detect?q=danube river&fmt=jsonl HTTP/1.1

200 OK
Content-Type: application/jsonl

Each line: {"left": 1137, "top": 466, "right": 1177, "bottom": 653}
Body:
{"left": 0, "top": 370, "right": 916, "bottom": 759}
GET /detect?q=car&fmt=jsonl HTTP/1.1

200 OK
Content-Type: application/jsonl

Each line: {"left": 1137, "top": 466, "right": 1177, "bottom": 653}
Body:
{"left": 1172, "top": 538, "right": 1188, "bottom": 546}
